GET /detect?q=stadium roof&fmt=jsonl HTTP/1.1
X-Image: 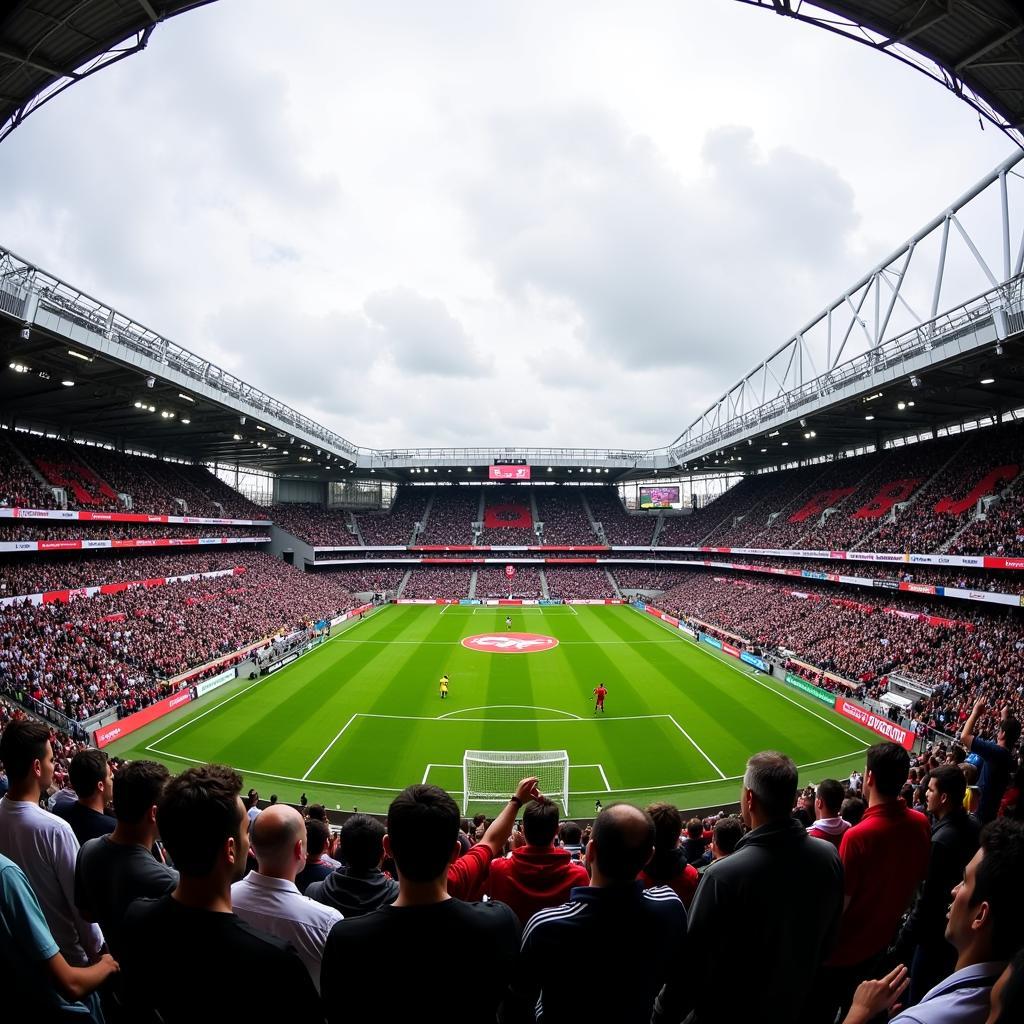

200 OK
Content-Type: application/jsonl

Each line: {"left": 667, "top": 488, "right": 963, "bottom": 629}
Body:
{"left": 2, "top": 2, "right": 1023, "bottom": 145}
{"left": 0, "top": 1, "right": 215, "bottom": 143}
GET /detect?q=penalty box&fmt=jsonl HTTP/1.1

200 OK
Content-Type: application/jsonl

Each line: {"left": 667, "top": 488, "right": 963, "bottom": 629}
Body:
{"left": 304, "top": 709, "right": 722, "bottom": 794}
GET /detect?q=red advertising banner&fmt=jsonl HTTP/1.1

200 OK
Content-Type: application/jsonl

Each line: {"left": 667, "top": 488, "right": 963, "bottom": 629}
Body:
{"left": 484, "top": 504, "right": 533, "bottom": 529}
{"left": 722, "top": 642, "right": 741, "bottom": 658}
{"left": 834, "top": 697, "right": 915, "bottom": 750}
{"left": 94, "top": 689, "right": 193, "bottom": 748}
{"left": 488, "top": 465, "right": 531, "bottom": 480}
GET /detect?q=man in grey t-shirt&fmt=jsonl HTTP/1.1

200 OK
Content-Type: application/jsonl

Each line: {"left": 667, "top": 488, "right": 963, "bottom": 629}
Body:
{"left": 75, "top": 760, "right": 177, "bottom": 958}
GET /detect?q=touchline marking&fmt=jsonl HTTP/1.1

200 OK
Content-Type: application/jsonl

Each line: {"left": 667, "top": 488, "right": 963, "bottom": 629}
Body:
{"left": 596, "top": 764, "right": 611, "bottom": 792}
{"left": 143, "top": 603, "right": 386, "bottom": 753}
{"left": 144, "top": 746, "right": 866, "bottom": 798}
{"left": 437, "top": 704, "right": 583, "bottom": 720}
{"left": 633, "top": 607, "right": 872, "bottom": 749}
{"left": 302, "top": 715, "right": 358, "bottom": 780}
{"left": 666, "top": 715, "right": 727, "bottom": 779}
{"left": 331, "top": 638, "right": 675, "bottom": 645}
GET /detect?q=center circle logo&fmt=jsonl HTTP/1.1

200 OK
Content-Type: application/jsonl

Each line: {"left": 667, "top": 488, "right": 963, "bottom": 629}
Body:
{"left": 461, "top": 632, "right": 559, "bottom": 654}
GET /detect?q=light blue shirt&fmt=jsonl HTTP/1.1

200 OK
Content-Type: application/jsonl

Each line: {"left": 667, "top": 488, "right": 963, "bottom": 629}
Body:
{"left": 891, "top": 961, "right": 1006, "bottom": 1024}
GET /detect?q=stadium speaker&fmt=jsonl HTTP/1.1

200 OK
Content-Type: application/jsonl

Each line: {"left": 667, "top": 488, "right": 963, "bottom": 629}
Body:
{"left": 146, "top": 376, "right": 156, "bottom": 388}
{"left": 19, "top": 326, "right": 30, "bottom": 341}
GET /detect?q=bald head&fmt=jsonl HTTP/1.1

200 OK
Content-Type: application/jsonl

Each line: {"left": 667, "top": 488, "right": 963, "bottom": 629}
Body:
{"left": 589, "top": 803, "right": 655, "bottom": 883}
{"left": 251, "top": 804, "right": 307, "bottom": 879}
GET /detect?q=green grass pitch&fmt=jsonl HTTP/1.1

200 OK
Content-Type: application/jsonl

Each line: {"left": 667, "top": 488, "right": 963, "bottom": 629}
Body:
{"left": 108, "top": 604, "right": 882, "bottom": 816}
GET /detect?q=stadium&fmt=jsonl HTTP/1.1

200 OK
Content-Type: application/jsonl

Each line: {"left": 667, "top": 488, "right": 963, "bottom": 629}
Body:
{"left": 1, "top": 3, "right": 1024, "bottom": 1023}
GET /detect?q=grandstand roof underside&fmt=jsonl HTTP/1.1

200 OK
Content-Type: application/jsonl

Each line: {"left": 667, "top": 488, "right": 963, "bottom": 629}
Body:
{"left": 1, "top": 2, "right": 1022, "bottom": 144}
{"left": 2, "top": 309, "right": 1022, "bottom": 481}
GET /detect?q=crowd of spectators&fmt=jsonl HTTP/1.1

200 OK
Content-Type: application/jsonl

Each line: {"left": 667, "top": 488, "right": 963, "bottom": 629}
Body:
{"left": 586, "top": 487, "right": 658, "bottom": 545}
{"left": 544, "top": 567, "right": 615, "bottom": 599}
{"left": 477, "top": 487, "right": 537, "bottom": 546}
{"left": 2, "top": 716, "right": 1022, "bottom": 1024}
{"left": 534, "top": 487, "right": 595, "bottom": 545}
{"left": 654, "top": 571, "right": 1024, "bottom": 733}
{"left": 399, "top": 566, "right": 472, "bottom": 598}
{"left": 613, "top": 566, "right": 690, "bottom": 592}
{"left": 356, "top": 488, "right": 429, "bottom": 545}
{"left": 474, "top": 567, "right": 542, "bottom": 599}
{"left": 0, "top": 521, "right": 266, "bottom": 542}
{"left": 309, "top": 567, "right": 405, "bottom": 595}
{"left": 418, "top": 487, "right": 479, "bottom": 545}
{"left": 271, "top": 504, "right": 359, "bottom": 546}
{"left": 0, "top": 436, "right": 59, "bottom": 509}
{"left": 0, "top": 549, "right": 254, "bottom": 598}
{"left": 0, "top": 552, "right": 355, "bottom": 720}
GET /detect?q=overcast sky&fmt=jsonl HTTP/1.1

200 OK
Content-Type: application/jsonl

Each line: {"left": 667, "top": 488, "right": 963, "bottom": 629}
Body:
{"left": 0, "top": 0, "right": 1016, "bottom": 451}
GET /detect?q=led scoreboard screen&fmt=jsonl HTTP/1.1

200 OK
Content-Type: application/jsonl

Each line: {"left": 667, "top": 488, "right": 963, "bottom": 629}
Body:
{"left": 639, "top": 485, "right": 680, "bottom": 508}
{"left": 489, "top": 464, "right": 531, "bottom": 480}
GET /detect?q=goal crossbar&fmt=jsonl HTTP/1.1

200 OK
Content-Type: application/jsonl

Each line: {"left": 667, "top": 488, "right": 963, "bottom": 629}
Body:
{"left": 462, "top": 749, "right": 570, "bottom": 814}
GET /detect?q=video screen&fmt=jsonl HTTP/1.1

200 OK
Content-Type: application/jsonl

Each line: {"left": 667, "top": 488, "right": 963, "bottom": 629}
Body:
{"left": 639, "top": 485, "right": 680, "bottom": 508}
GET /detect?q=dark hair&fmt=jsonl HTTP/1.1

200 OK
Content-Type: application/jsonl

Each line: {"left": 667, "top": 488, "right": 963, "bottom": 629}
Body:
{"left": 387, "top": 785, "right": 459, "bottom": 882}
{"left": 972, "top": 818, "right": 1024, "bottom": 959}
{"left": 305, "top": 819, "right": 330, "bottom": 859}
{"left": 993, "top": 947, "right": 1024, "bottom": 1024}
{"left": 340, "top": 814, "right": 385, "bottom": 872}
{"left": 929, "top": 764, "right": 967, "bottom": 807}
{"left": 157, "top": 765, "right": 243, "bottom": 876}
{"left": 685, "top": 817, "right": 703, "bottom": 839}
{"left": 866, "top": 742, "right": 910, "bottom": 797}
{"left": 744, "top": 752, "right": 798, "bottom": 819}
{"left": 590, "top": 803, "right": 655, "bottom": 882}
{"left": 712, "top": 816, "right": 744, "bottom": 856}
{"left": 522, "top": 800, "right": 560, "bottom": 846}
{"left": 646, "top": 803, "right": 683, "bottom": 855}
{"left": 559, "top": 820, "right": 582, "bottom": 846}
{"left": 112, "top": 760, "right": 170, "bottom": 824}
{"left": 0, "top": 718, "right": 50, "bottom": 782}
{"left": 306, "top": 804, "right": 328, "bottom": 822}
{"left": 815, "top": 779, "right": 845, "bottom": 817}
{"left": 841, "top": 796, "right": 865, "bottom": 826}
{"left": 68, "top": 749, "right": 108, "bottom": 798}
{"left": 1000, "top": 717, "right": 1022, "bottom": 750}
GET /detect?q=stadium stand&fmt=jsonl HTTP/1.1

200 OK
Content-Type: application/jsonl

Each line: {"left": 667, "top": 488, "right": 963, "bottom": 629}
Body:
{"left": 417, "top": 487, "right": 478, "bottom": 545}
{"left": 477, "top": 486, "right": 537, "bottom": 545}
{"left": 356, "top": 487, "right": 430, "bottom": 545}
{"left": 544, "top": 567, "right": 615, "bottom": 599}
{"left": 270, "top": 504, "right": 358, "bottom": 546}
{"left": 586, "top": 487, "right": 657, "bottom": 545}
{"left": 399, "top": 565, "right": 472, "bottom": 598}
{"left": 474, "top": 566, "right": 542, "bottom": 599}
{"left": 534, "top": 486, "right": 595, "bottom": 545}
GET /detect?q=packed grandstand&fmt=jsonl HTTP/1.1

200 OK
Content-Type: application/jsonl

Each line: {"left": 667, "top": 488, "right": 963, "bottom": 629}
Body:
{"left": 4, "top": 4, "right": 1024, "bottom": 1024}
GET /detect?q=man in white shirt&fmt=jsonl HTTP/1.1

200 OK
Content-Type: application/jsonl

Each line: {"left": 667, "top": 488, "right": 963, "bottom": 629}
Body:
{"left": 0, "top": 718, "right": 104, "bottom": 966}
{"left": 231, "top": 802, "right": 341, "bottom": 992}
{"left": 842, "top": 817, "right": 1024, "bottom": 1024}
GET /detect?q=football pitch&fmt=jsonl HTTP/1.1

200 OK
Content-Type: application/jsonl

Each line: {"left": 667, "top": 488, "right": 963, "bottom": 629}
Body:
{"left": 108, "top": 604, "right": 881, "bottom": 816}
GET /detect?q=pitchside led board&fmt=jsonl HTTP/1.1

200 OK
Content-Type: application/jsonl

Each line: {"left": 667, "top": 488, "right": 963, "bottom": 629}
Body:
{"left": 639, "top": 485, "right": 680, "bottom": 509}
{"left": 489, "top": 465, "right": 531, "bottom": 480}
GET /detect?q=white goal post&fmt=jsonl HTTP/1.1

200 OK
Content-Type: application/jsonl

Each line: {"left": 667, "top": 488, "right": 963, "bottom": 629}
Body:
{"left": 462, "top": 749, "right": 570, "bottom": 814}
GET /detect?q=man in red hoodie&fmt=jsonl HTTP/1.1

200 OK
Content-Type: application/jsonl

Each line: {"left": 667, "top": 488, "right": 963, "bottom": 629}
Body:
{"left": 806, "top": 779, "right": 850, "bottom": 849}
{"left": 485, "top": 798, "right": 589, "bottom": 925}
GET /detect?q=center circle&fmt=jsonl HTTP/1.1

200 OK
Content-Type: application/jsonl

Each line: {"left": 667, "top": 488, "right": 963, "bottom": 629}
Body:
{"left": 461, "top": 632, "right": 560, "bottom": 654}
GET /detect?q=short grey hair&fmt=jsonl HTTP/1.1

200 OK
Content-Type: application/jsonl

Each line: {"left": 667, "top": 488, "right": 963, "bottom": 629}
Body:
{"left": 743, "top": 751, "right": 798, "bottom": 820}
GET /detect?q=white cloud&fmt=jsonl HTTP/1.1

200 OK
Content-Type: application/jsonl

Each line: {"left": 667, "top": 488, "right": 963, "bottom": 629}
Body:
{"left": 0, "top": 0, "right": 1015, "bottom": 452}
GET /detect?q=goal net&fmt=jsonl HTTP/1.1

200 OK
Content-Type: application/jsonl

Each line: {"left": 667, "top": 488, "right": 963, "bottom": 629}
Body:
{"left": 462, "top": 749, "right": 570, "bottom": 814}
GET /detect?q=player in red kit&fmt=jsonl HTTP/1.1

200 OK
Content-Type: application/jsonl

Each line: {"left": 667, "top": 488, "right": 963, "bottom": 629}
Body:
{"left": 593, "top": 684, "right": 608, "bottom": 714}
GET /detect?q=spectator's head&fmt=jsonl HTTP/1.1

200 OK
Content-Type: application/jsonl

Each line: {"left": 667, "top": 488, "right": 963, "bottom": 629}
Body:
{"left": 814, "top": 779, "right": 845, "bottom": 819}
{"left": 246, "top": 788, "right": 259, "bottom": 809}
{"left": 305, "top": 818, "right": 330, "bottom": 861}
{"left": 306, "top": 803, "right": 328, "bottom": 822}
{"left": 946, "top": 819, "right": 1024, "bottom": 962}
{"left": 250, "top": 804, "right": 307, "bottom": 881}
{"left": 998, "top": 715, "right": 1021, "bottom": 751}
{"left": 711, "top": 816, "right": 744, "bottom": 860}
{"left": 157, "top": 764, "right": 246, "bottom": 882}
{"left": 989, "top": 947, "right": 1024, "bottom": 1024}
{"left": 339, "top": 814, "right": 386, "bottom": 872}
{"left": 646, "top": 802, "right": 683, "bottom": 857}
{"left": 685, "top": 817, "right": 703, "bottom": 841}
{"left": 269, "top": 794, "right": 278, "bottom": 805}
{"left": 926, "top": 765, "right": 968, "bottom": 820}
{"left": 522, "top": 799, "right": 560, "bottom": 847}
{"left": 559, "top": 820, "right": 582, "bottom": 848}
{"left": 385, "top": 785, "right": 460, "bottom": 884}
{"left": 587, "top": 803, "right": 655, "bottom": 884}
{"left": 864, "top": 742, "right": 910, "bottom": 800}
{"left": 68, "top": 748, "right": 112, "bottom": 808}
{"left": 112, "top": 760, "right": 170, "bottom": 827}
{"left": 0, "top": 718, "right": 52, "bottom": 792}
{"left": 741, "top": 752, "right": 798, "bottom": 826}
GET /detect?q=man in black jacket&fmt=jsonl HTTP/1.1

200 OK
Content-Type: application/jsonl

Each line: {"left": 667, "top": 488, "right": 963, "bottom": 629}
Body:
{"left": 654, "top": 751, "right": 844, "bottom": 1024}
{"left": 305, "top": 813, "right": 398, "bottom": 917}
{"left": 891, "top": 764, "right": 980, "bottom": 1004}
